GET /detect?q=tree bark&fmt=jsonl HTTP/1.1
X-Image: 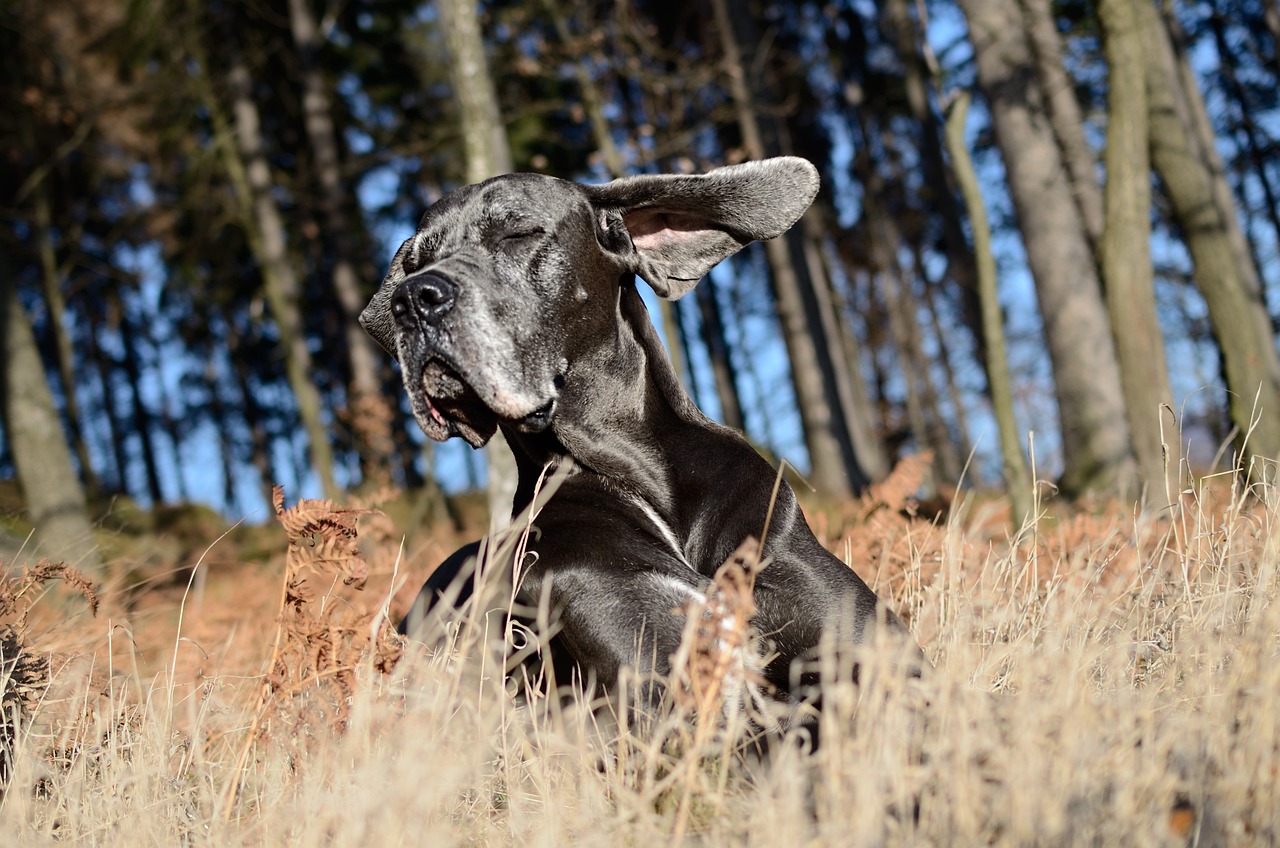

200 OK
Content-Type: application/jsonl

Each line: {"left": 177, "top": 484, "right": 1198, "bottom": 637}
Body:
{"left": 1098, "top": 0, "right": 1180, "bottom": 507}
{"left": 228, "top": 326, "right": 282, "bottom": 511}
{"left": 695, "top": 279, "right": 746, "bottom": 432}
{"left": 822, "top": 248, "right": 890, "bottom": 482}
{"left": 944, "top": 92, "right": 1031, "bottom": 527}
{"left": 1017, "top": 0, "right": 1105, "bottom": 254}
{"left": 800, "top": 210, "right": 888, "bottom": 483}
{"left": 914, "top": 245, "right": 976, "bottom": 472}
{"left": 0, "top": 273, "right": 102, "bottom": 573}
{"left": 714, "top": 0, "right": 873, "bottom": 495}
{"left": 1141, "top": 0, "right": 1280, "bottom": 474}
{"left": 1207, "top": 1, "right": 1280, "bottom": 266}
{"left": 437, "top": 0, "right": 519, "bottom": 527}
{"left": 118, "top": 300, "right": 164, "bottom": 505}
{"left": 958, "top": 0, "right": 1137, "bottom": 497}
{"left": 881, "top": 0, "right": 988, "bottom": 377}
{"left": 224, "top": 57, "right": 340, "bottom": 499}
{"left": 85, "top": 303, "right": 127, "bottom": 494}
{"left": 1162, "top": 3, "right": 1268, "bottom": 298}
{"left": 860, "top": 167, "right": 962, "bottom": 487}
{"left": 31, "top": 187, "right": 98, "bottom": 498}
{"left": 286, "top": 0, "right": 393, "bottom": 488}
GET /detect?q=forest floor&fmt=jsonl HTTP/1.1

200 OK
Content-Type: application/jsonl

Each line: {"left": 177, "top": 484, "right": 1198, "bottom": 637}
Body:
{"left": 1, "top": 456, "right": 1277, "bottom": 846}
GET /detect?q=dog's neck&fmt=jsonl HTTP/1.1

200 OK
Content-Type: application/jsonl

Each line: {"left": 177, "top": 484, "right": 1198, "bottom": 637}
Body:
{"left": 502, "top": 282, "right": 761, "bottom": 542}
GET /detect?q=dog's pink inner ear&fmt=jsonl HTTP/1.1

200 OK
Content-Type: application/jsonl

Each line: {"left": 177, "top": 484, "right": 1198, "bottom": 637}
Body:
{"left": 624, "top": 209, "right": 710, "bottom": 252}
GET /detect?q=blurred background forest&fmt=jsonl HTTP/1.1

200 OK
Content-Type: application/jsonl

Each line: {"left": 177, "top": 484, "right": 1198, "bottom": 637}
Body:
{"left": 3, "top": 0, "right": 1279, "bottom": 574}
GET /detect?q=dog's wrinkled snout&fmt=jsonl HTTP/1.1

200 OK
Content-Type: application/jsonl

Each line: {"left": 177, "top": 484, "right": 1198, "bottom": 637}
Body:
{"left": 391, "top": 273, "right": 457, "bottom": 329}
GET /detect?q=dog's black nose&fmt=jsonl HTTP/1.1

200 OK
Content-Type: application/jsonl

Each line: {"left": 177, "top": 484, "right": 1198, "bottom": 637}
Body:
{"left": 391, "top": 273, "right": 457, "bottom": 327}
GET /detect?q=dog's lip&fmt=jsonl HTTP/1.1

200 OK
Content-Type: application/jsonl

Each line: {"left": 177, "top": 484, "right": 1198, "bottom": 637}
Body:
{"left": 516, "top": 397, "right": 556, "bottom": 432}
{"left": 419, "top": 391, "right": 451, "bottom": 428}
{"left": 417, "top": 356, "right": 559, "bottom": 432}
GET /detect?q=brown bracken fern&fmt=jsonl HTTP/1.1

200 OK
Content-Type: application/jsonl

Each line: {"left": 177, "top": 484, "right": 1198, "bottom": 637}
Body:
{"left": 223, "top": 486, "right": 402, "bottom": 817}
{"left": 0, "top": 559, "right": 99, "bottom": 791}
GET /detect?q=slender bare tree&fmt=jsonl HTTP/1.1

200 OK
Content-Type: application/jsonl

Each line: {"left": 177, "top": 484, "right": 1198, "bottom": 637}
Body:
{"left": 0, "top": 271, "right": 102, "bottom": 573}
{"left": 1098, "top": 0, "right": 1180, "bottom": 505}
{"left": 944, "top": 92, "right": 1031, "bottom": 527}
{"left": 713, "top": 0, "right": 879, "bottom": 494}
{"left": 958, "top": 0, "right": 1137, "bottom": 497}
{"left": 1140, "top": 0, "right": 1280, "bottom": 476}
{"left": 882, "top": 0, "right": 985, "bottom": 373}
{"left": 222, "top": 54, "right": 340, "bottom": 499}
{"left": 1017, "top": 0, "right": 1105, "bottom": 255}
{"left": 437, "top": 0, "right": 519, "bottom": 526}
{"left": 286, "top": 0, "right": 393, "bottom": 488}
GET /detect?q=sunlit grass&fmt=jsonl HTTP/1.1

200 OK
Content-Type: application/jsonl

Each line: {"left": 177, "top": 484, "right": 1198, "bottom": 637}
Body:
{"left": 2, "top": 469, "right": 1277, "bottom": 846}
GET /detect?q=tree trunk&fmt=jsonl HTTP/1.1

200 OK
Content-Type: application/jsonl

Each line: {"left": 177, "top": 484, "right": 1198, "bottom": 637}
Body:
{"left": 86, "top": 305, "right": 128, "bottom": 494}
{"left": 714, "top": 0, "right": 872, "bottom": 495}
{"left": 1098, "top": 0, "right": 1180, "bottom": 507}
{"left": 228, "top": 329, "right": 281, "bottom": 511}
{"left": 672, "top": 300, "right": 704, "bottom": 411}
{"left": 944, "top": 92, "right": 1032, "bottom": 527}
{"left": 914, "top": 245, "right": 976, "bottom": 472}
{"left": 0, "top": 273, "right": 102, "bottom": 573}
{"left": 1265, "top": 0, "right": 1280, "bottom": 79}
{"left": 286, "top": 0, "right": 393, "bottom": 489}
{"left": 958, "top": 0, "right": 1137, "bottom": 497}
{"left": 695, "top": 279, "right": 746, "bottom": 432}
{"left": 881, "top": 0, "right": 988, "bottom": 379}
{"left": 1141, "top": 0, "right": 1280, "bottom": 474}
{"left": 151, "top": 344, "right": 189, "bottom": 503}
{"left": 118, "top": 300, "right": 165, "bottom": 506}
{"left": 860, "top": 165, "right": 963, "bottom": 487}
{"left": 202, "top": 357, "right": 238, "bottom": 513}
{"left": 223, "top": 58, "right": 340, "bottom": 500}
{"left": 1163, "top": 4, "right": 1269, "bottom": 298}
{"left": 728, "top": 267, "right": 779, "bottom": 452}
{"left": 1206, "top": 0, "right": 1280, "bottom": 294}
{"left": 799, "top": 210, "right": 888, "bottom": 484}
{"left": 31, "top": 188, "right": 98, "bottom": 498}
{"left": 1017, "top": 0, "right": 1105, "bottom": 254}
{"left": 822, "top": 248, "right": 890, "bottom": 482}
{"left": 437, "top": 0, "right": 519, "bottom": 527}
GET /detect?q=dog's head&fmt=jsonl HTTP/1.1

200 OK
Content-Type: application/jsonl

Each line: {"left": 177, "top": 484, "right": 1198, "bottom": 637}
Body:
{"left": 360, "top": 157, "right": 819, "bottom": 447}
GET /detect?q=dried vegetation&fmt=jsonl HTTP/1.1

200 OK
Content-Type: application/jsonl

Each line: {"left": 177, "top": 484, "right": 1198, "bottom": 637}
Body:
{"left": 0, "top": 460, "right": 1277, "bottom": 846}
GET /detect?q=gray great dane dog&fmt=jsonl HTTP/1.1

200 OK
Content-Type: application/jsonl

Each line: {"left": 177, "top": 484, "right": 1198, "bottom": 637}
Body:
{"left": 361, "top": 157, "right": 923, "bottom": 721}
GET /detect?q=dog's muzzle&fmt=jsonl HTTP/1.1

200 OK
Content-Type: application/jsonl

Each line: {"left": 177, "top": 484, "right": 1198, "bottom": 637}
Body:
{"left": 390, "top": 271, "right": 558, "bottom": 448}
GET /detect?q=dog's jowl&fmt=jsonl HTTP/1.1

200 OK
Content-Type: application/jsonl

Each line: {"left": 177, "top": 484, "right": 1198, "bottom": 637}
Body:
{"left": 362, "top": 157, "right": 926, "bottom": 718}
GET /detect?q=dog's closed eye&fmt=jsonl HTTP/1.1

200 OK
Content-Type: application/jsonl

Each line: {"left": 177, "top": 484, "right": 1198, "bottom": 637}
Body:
{"left": 502, "top": 229, "right": 545, "bottom": 242}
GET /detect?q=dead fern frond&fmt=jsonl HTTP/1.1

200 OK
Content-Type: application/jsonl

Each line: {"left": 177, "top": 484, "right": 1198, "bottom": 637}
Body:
{"left": 670, "top": 537, "right": 767, "bottom": 720}
{"left": 0, "top": 559, "right": 99, "bottom": 791}
{"left": 0, "top": 558, "right": 100, "bottom": 622}
{"left": 225, "top": 487, "right": 406, "bottom": 815}
{"left": 834, "top": 453, "right": 948, "bottom": 602}
{"left": 273, "top": 486, "right": 371, "bottom": 589}
{"left": 859, "top": 451, "right": 933, "bottom": 518}
{"left": 1, "top": 624, "right": 49, "bottom": 787}
{"left": 667, "top": 537, "right": 770, "bottom": 843}
{"left": 346, "top": 393, "right": 397, "bottom": 485}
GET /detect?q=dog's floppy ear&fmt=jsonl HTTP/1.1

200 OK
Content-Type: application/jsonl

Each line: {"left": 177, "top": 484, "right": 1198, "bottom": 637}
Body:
{"left": 583, "top": 157, "right": 819, "bottom": 299}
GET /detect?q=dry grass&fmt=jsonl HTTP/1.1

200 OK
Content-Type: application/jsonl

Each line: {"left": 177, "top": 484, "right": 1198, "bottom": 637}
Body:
{"left": 1, "top": 464, "right": 1278, "bottom": 846}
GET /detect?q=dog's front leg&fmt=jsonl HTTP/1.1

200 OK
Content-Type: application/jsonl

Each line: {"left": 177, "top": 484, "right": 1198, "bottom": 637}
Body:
{"left": 398, "top": 540, "right": 482, "bottom": 638}
{"left": 516, "top": 562, "right": 708, "bottom": 706}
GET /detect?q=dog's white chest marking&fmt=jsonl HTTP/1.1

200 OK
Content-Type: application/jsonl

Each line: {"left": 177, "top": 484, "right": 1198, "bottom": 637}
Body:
{"left": 629, "top": 494, "right": 692, "bottom": 570}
